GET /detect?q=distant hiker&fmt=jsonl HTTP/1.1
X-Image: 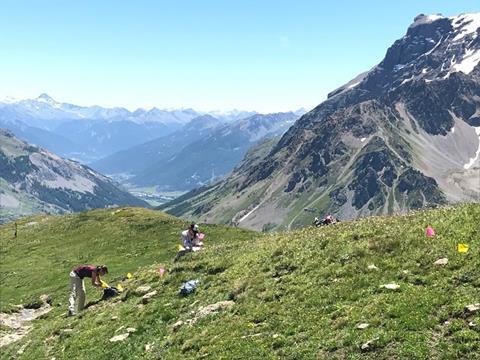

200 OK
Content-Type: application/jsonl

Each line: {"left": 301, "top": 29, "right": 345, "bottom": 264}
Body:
{"left": 323, "top": 214, "right": 335, "bottom": 225}
{"left": 181, "top": 223, "right": 201, "bottom": 251}
{"left": 314, "top": 214, "right": 339, "bottom": 227}
{"left": 68, "top": 265, "right": 108, "bottom": 316}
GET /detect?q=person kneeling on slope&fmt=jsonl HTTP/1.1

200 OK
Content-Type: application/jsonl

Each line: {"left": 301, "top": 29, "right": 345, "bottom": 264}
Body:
{"left": 181, "top": 223, "right": 200, "bottom": 251}
{"left": 68, "top": 265, "right": 108, "bottom": 316}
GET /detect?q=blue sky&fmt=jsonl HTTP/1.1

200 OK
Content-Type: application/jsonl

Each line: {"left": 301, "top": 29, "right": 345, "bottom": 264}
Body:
{"left": 0, "top": 1, "right": 478, "bottom": 112}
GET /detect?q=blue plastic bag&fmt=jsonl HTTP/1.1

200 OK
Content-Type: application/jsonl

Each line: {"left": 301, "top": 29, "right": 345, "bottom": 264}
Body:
{"left": 179, "top": 279, "right": 200, "bottom": 296}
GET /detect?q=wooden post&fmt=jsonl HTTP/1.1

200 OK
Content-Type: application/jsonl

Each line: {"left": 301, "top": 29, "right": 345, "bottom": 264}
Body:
{"left": 14, "top": 222, "right": 17, "bottom": 238}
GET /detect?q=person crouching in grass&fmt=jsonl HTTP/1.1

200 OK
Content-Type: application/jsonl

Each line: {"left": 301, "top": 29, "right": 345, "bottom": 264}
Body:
{"left": 68, "top": 265, "right": 108, "bottom": 316}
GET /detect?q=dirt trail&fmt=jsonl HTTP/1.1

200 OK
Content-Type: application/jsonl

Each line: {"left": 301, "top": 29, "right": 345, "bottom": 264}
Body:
{"left": 0, "top": 296, "right": 52, "bottom": 347}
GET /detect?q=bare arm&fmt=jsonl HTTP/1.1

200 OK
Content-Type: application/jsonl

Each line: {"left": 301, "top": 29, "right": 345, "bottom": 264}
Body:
{"left": 91, "top": 270, "right": 101, "bottom": 287}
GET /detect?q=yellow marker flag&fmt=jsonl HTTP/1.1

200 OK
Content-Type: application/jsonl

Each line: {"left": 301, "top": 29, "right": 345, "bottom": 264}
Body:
{"left": 117, "top": 284, "right": 124, "bottom": 292}
{"left": 178, "top": 245, "right": 185, "bottom": 251}
{"left": 458, "top": 243, "right": 469, "bottom": 253}
{"left": 126, "top": 272, "right": 133, "bottom": 279}
{"left": 100, "top": 280, "right": 109, "bottom": 289}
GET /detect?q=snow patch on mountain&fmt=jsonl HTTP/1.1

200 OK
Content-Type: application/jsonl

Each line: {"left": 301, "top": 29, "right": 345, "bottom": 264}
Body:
{"left": 451, "top": 48, "right": 480, "bottom": 75}
{"left": 463, "top": 127, "right": 480, "bottom": 170}
{"left": 401, "top": 75, "right": 414, "bottom": 85}
{"left": 238, "top": 204, "right": 261, "bottom": 223}
{"left": 348, "top": 81, "right": 361, "bottom": 89}
{"left": 451, "top": 13, "right": 480, "bottom": 41}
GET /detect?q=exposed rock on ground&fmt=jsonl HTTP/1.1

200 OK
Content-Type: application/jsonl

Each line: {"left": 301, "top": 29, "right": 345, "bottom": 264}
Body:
{"left": 134, "top": 285, "right": 152, "bottom": 296}
{"left": 0, "top": 295, "right": 52, "bottom": 347}
{"left": 380, "top": 283, "right": 400, "bottom": 290}
{"left": 109, "top": 333, "right": 130, "bottom": 342}
{"left": 191, "top": 301, "right": 235, "bottom": 324}
{"left": 434, "top": 258, "right": 448, "bottom": 265}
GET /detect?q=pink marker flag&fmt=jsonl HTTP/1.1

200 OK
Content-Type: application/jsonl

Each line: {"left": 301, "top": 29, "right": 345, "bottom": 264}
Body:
{"left": 425, "top": 226, "right": 435, "bottom": 237}
{"left": 158, "top": 267, "right": 166, "bottom": 277}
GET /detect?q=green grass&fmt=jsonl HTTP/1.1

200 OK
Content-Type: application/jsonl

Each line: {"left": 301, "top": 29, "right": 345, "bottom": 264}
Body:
{"left": 0, "top": 204, "right": 479, "bottom": 359}
{"left": 0, "top": 207, "right": 257, "bottom": 311}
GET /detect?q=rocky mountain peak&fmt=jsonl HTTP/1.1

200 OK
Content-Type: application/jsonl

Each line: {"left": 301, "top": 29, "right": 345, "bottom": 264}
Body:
{"left": 329, "top": 12, "right": 480, "bottom": 100}
{"left": 36, "top": 93, "right": 54, "bottom": 101}
{"left": 186, "top": 114, "right": 219, "bottom": 128}
{"left": 409, "top": 14, "right": 445, "bottom": 28}
{"left": 35, "top": 93, "right": 59, "bottom": 106}
{"left": 164, "top": 13, "right": 480, "bottom": 231}
{"left": 0, "top": 128, "right": 15, "bottom": 138}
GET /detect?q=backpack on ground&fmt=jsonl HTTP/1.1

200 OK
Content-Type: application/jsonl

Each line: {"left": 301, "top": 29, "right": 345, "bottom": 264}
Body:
{"left": 102, "top": 286, "right": 121, "bottom": 300}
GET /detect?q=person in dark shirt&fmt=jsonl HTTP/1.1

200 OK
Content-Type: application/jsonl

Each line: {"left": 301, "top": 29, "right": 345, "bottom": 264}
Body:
{"left": 68, "top": 264, "right": 108, "bottom": 316}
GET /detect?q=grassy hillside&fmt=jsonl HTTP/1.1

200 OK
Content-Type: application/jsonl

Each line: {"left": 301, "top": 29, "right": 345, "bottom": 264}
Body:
{"left": 1, "top": 204, "right": 479, "bottom": 359}
{"left": 0, "top": 208, "right": 256, "bottom": 311}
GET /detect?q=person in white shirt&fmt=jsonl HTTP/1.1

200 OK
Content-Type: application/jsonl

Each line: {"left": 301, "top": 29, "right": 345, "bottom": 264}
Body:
{"left": 181, "top": 223, "right": 200, "bottom": 250}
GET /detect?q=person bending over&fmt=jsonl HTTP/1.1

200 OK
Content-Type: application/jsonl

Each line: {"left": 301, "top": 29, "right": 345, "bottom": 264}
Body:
{"left": 68, "top": 264, "right": 108, "bottom": 316}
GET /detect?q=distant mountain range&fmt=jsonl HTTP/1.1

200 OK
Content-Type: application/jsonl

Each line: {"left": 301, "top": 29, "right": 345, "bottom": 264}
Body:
{"left": 161, "top": 13, "right": 480, "bottom": 230}
{"left": 0, "top": 129, "right": 148, "bottom": 224}
{"left": 0, "top": 94, "right": 260, "bottom": 162}
{"left": 92, "top": 112, "right": 301, "bottom": 190}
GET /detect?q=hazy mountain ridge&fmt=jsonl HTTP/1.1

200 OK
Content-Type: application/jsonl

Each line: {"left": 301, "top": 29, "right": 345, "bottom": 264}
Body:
{"left": 0, "top": 94, "right": 259, "bottom": 162}
{"left": 161, "top": 13, "right": 480, "bottom": 230}
{"left": 91, "top": 115, "right": 222, "bottom": 176}
{"left": 134, "top": 112, "right": 299, "bottom": 190}
{"left": 0, "top": 129, "right": 148, "bottom": 223}
{"left": 93, "top": 112, "right": 300, "bottom": 191}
